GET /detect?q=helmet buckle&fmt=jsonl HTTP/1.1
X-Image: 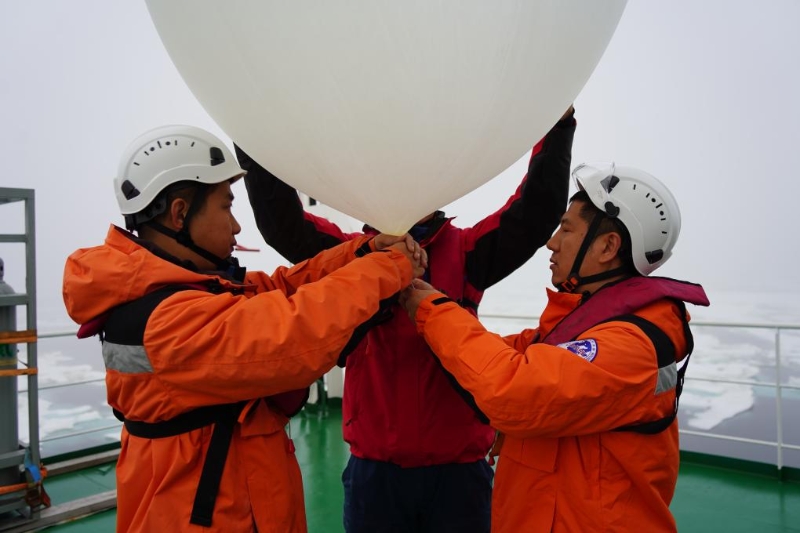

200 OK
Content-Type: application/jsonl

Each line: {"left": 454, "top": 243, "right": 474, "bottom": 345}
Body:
{"left": 561, "top": 275, "right": 579, "bottom": 292}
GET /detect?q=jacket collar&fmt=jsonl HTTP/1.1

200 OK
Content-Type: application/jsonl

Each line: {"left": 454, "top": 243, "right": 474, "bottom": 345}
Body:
{"left": 538, "top": 288, "right": 583, "bottom": 338}
{"left": 117, "top": 226, "right": 247, "bottom": 283}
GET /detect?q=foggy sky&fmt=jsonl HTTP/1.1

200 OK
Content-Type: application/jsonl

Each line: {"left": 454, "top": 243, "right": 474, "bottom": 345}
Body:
{"left": 1, "top": 0, "right": 799, "bottom": 328}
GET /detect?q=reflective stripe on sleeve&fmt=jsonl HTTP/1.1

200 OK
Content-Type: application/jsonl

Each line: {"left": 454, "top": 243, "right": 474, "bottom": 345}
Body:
{"left": 103, "top": 342, "right": 153, "bottom": 373}
{"left": 655, "top": 361, "right": 677, "bottom": 395}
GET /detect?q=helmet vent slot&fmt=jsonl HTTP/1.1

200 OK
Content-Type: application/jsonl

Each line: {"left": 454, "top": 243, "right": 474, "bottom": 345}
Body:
{"left": 645, "top": 249, "right": 664, "bottom": 264}
{"left": 209, "top": 146, "right": 225, "bottom": 166}
{"left": 600, "top": 174, "right": 620, "bottom": 193}
{"left": 121, "top": 180, "right": 140, "bottom": 200}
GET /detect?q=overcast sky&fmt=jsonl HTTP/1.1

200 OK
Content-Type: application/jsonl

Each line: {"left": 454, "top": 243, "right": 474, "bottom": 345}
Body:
{"left": 1, "top": 1, "right": 799, "bottom": 328}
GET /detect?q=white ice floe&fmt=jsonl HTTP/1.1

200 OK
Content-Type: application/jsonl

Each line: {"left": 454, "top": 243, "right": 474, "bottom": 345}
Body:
{"left": 18, "top": 397, "right": 103, "bottom": 440}
{"left": 36, "top": 351, "right": 105, "bottom": 386}
{"left": 680, "top": 383, "right": 755, "bottom": 430}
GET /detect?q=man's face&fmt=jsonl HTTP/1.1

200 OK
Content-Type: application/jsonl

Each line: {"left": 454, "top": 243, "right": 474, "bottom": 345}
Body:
{"left": 546, "top": 200, "right": 592, "bottom": 287}
{"left": 188, "top": 181, "right": 241, "bottom": 269}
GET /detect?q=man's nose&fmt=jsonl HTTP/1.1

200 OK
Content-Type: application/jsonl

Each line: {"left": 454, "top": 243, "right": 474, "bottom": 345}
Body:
{"left": 546, "top": 232, "right": 558, "bottom": 252}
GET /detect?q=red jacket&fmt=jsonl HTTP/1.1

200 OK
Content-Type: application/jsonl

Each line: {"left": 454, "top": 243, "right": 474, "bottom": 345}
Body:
{"left": 237, "top": 115, "right": 575, "bottom": 466}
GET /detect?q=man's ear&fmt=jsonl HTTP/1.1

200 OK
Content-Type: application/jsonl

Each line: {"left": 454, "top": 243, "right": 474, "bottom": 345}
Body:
{"left": 167, "top": 198, "right": 189, "bottom": 230}
{"left": 597, "top": 232, "right": 623, "bottom": 264}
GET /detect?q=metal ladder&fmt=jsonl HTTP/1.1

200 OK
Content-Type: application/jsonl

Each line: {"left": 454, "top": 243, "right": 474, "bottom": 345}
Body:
{"left": 0, "top": 187, "right": 44, "bottom": 525}
{"left": 0, "top": 187, "right": 116, "bottom": 532}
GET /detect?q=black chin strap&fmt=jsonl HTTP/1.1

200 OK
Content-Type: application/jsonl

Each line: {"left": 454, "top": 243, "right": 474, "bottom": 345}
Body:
{"left": 145, "top": 220, "right": 223, "bottom": 266}
{"left": 137, "top": 185, "right": 246, "bottom": 281}
{"left": 146, "top": 220, "right": 245, "bottom": 281}
{"left": 557, "top": 212, "right": 628, "bottom": 293}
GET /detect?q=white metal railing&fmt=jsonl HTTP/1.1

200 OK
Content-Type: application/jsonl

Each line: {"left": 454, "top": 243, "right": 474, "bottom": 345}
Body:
{"left": 18, "top": 331, "right": 107, "bottom": 394}
{"left": 480, "top": 314, "right": 800, "bottom": 470}
{"left": 684, "top": 320, "right": 800, "bottom": 470}
{"left": 23, "top": 319, "right": 800, "bottom": 468}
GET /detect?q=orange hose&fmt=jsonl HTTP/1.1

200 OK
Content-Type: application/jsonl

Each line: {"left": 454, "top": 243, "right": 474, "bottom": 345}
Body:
{"left": 0, "top": 367, "right": 38, "bottom": 377}
{"left": 0, "top": 467, "right": 48, "bottom": 496}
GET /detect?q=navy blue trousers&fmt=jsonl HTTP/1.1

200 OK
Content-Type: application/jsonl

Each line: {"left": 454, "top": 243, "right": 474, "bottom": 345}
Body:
{"left": 342, "top": 455, "right": 493, "bottom": 533}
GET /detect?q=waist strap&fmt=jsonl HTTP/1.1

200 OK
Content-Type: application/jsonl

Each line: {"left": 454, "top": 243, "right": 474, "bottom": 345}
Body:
{"left": 113, "top": 402, "right": 246, "bottom": 527}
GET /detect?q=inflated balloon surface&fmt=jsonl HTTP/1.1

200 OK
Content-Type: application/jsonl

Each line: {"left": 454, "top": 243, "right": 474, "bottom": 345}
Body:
{"left": 146, "top": 1, "right": 627, "bottom": 234}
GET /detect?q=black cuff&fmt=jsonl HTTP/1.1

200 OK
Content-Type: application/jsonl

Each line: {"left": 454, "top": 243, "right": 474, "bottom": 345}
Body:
{"left": 355, "top": 240, "right": 373, "bottom": 257}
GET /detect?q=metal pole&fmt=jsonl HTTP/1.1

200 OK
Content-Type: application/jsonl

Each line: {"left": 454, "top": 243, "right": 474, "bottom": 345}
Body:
{"left": 0, "top": 257, "right": 20, "bottom": 489}
{"left": 24, "top": 192, "right": 41, "bottom": 473}
{"left": 775, "top": 327, "right": 783, "bottom": 470}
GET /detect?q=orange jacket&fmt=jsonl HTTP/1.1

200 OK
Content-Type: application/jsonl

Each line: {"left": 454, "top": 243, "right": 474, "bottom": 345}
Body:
{"left": 63, "top": 225, "right": 413, "bottom": 533}
{"left": 414, "top": 285, "right": 702, "bottom": 533}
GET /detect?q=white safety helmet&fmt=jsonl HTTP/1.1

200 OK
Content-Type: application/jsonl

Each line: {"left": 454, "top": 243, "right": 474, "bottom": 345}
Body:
{"left": 114, "top": 124, "right": 245, "bottom": 218}
{"left": 572, "top": 163, "right": 681, "bottom": 276}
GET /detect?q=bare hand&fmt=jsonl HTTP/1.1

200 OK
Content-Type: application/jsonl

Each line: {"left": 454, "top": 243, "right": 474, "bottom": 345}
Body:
{"left": 399, "top": 278, "right": 441, "bottom": 320}
{"left": 376, "top": 233, "right": 428, "bottom": 274}
{"left": 560, "top": 104, "right": 575, "bottom": 121}
{"left": 389, "top": 240, "right": 426, "bottom": 278}
{"left": 373, "top": 233, "right": 407, "bottom": 250}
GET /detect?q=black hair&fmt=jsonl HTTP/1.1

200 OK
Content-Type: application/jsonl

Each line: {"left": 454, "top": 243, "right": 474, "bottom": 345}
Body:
{"left": 133, "top": 181, "right": 211, "bottom": 235}
{"left": 161, "top": 181, "right": 211, "bottom": 216}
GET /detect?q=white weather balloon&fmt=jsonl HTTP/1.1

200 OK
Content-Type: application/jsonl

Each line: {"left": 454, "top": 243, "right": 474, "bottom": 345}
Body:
{"left": 146, "top": 1, "right": 627, "bottom": 234}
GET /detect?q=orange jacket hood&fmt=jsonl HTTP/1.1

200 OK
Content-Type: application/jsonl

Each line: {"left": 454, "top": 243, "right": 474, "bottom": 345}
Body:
{"left": 64, "top": 225, "right": 241, "bottom": 325}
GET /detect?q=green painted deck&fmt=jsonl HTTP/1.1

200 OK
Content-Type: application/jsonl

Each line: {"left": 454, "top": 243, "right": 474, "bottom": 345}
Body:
{"left": 38, "top": 407, "right": 800, "bottom": 532}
